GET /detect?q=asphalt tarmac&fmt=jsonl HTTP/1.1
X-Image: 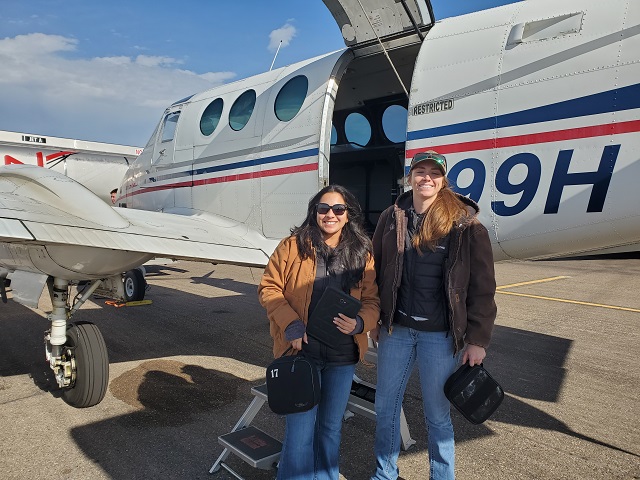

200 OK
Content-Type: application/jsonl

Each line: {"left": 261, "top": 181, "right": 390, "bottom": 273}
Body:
{"left": 0, "top": 255, "right": 639, "bottom": 479}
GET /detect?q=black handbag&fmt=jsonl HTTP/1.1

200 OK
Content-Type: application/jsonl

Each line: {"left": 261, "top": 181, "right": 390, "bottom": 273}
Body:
{"left": 265, "top": 347, "right": 320, "bottom": 415}
{"left": 444, "top": 363, "right": 504, "bottom": 424}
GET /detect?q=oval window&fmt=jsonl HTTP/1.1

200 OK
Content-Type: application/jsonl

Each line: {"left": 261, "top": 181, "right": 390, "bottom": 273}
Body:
{"left": 200, "top": 98, "right": 223, "bottom": 136}
{"left": 330, "top": 124, "right": 337, "bottom": 145}
{"left": 382, "top": 105, "right": 408, "bottom": 143}
{"left": 344, "top": 112, "right": 371, "bottom": 146}
{"left": 229, "top": 90, "right": 256, "bottom": 131}
{"left": 274, "top": 75, "right": 308, "bottom": 122}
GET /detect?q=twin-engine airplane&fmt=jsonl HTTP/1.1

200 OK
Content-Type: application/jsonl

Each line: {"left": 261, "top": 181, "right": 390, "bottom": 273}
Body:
{"left": 1, "top": 0, "right": 638, "bottom": 407}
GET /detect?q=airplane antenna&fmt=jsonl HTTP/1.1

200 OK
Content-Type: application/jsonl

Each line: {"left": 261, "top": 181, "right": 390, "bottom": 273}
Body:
{"left": 270, "top": 40, "right": 283, "bottom": 71}
{"left": 355, "top": 0, "right": 409, "bottom": 98}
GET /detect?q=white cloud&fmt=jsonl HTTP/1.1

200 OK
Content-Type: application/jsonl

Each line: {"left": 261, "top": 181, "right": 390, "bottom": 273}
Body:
{"left": 0, "top": 33, "right": 237, "bottom": 146}
{"left": 134, "top": 55, "right": 182, "bottom": 67}
{"left": 0, "top": 32, "right": 77, "bottom": 57}
{"left": 268, "top": 23, "right": 297, "bottom": 52}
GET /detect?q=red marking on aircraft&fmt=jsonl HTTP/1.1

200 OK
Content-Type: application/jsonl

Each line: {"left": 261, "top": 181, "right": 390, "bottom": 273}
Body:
{"left": 3, "top": 151, "right": 77, "bottom": 167}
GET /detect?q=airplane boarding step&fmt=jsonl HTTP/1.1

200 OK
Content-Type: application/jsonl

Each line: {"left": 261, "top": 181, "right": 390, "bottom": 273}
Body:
{"left": 210, "top": 346, "right": 414, "bottom": 477}
{"left": 210, "top": 384, "right": 281, "bottom": 477}
{"left": 218, "top": 426, "right": 282, "bottom": 470}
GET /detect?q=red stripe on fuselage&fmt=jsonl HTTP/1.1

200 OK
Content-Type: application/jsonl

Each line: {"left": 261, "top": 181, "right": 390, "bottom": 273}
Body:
{"left": 121, "top": 162, "right": 318, "bottom": 199}
{"left": 405, "top": 119, "right": 640, "bottom": 159}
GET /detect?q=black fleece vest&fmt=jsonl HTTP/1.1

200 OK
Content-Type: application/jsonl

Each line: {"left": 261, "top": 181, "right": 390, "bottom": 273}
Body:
{"left": 395, "top": 209, "right": 449, "bottom": 331}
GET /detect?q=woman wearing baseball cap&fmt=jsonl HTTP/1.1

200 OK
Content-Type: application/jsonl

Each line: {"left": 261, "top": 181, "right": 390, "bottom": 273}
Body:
{"left": 370, "top": 151, "right": 497, "bottom": 479}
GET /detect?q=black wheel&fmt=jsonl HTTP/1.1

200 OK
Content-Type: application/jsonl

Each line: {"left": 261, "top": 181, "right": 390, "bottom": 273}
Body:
{"left": 61, "top": 322, "right": 109, "bottom": 408}
{"left": 123, "top": 269, "right": 146, "bottom": 302}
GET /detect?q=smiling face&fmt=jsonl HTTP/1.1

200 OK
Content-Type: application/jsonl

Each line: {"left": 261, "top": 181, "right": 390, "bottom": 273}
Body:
{"left": 410, "top": 159, "right": 444, "bottom": 210}
{"left": 316, "top": 191, "right": 349, "bottom": 247}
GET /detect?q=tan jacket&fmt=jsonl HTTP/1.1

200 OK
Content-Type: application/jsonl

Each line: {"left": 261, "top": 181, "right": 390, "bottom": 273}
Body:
{"left": 258, "top": 236, "right": 380, "bottom": 361}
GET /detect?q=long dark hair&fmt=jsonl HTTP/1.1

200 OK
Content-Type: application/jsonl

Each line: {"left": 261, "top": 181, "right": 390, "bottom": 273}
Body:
{"left": 291, "top": 185, "right": 372, "bottom": 291}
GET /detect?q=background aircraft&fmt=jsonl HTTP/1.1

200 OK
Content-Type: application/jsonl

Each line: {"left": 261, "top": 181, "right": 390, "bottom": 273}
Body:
{"left": 0, "top": 0, "right": 638, "bottom": 407}
{"left": 0, "top": 130, "right": 141, "bottom": 204}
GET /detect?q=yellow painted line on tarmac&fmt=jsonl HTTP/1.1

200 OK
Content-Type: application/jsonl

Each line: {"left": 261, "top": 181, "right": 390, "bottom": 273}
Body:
{"left": 496, "top": 291, "right": 640, "bottom": 312}
{"left": 496, "top": 276, "right": 640, "bottom": 313}
{"left": 497, "top": 276, "right": 570, "bottom": 290}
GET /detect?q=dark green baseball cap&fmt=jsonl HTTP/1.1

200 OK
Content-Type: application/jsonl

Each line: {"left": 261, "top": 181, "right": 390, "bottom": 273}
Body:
{"left": 409, "top": 151, "right": 447, "bottom": 174}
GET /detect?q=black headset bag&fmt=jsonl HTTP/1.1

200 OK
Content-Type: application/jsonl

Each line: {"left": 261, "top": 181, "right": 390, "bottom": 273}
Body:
{"left": 444, "top": 363, "right": 504, "bottom": 424}
{"left": 265, "top": 350, "right": 320, "bottom": 415}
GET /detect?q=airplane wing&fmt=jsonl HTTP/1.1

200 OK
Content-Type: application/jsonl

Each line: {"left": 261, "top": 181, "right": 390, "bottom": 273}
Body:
{"left": 0, "top": 165, "right": 277, "bottom": 409}
{"left": 0, "top": 165, "right": 275, "bottom": 278}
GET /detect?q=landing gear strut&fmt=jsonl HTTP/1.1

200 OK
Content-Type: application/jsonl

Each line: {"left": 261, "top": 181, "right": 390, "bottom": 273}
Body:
{"left": 44, "top": 277, "right": 109, "bottom": 408}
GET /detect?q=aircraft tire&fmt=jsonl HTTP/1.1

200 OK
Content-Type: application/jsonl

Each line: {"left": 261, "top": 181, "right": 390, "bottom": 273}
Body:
{"left": 123, "top": 269, "right": 146, "bottom": 302}
{"left": 61, "top": 322, "right": 109, "bottom": 408}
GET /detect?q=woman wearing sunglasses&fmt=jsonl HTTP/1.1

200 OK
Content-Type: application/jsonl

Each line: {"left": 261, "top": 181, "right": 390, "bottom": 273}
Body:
{"left": 259, "top": 184, "right": 380, "bottom": 480}
{"left": 370, "top": 151, "right": 497, "bottom": 480}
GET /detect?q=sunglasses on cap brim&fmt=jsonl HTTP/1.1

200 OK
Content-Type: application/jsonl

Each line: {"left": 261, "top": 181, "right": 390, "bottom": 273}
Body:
{"left": 410, "top": 152, "right": 447, "bottom": 170}
{"left": 316, "top": 203, "right": 347, "bottom": 216}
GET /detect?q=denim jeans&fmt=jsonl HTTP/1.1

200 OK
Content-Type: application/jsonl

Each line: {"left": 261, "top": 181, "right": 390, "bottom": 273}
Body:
{"left": 371, "top": 326, "right": 459, "bottom": 480}
{"left": 277, "top": 361, "right": 356, "bottom": 480}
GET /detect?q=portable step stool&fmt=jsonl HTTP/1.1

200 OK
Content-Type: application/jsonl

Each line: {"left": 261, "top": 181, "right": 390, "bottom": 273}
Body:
{"left": 209, "top": 383, "right": 281, "bottom": 477}
{"left": 210, "top": 341, "right": 415, "bottom": 477}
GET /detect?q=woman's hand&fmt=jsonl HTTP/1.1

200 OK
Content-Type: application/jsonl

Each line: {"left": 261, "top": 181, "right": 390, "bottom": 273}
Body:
{"left": 334, "top": 313, "right": 357, "bottom": 334}
{"left": 369, "top": 325, "right": 380, "bottom": 343}
{"left": 291, "top": 333, "right": 308, "bottom": 351}
{"left": 462, "top": 344, "right": 486, "bottom": 366}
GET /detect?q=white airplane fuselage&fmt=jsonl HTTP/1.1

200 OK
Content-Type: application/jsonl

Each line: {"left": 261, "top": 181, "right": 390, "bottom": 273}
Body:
{"left": 119, "top": 0, "right": 640, "bottom": 261}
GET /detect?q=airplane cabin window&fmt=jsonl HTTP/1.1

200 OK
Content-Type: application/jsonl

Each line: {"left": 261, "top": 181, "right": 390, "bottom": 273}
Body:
{"left": 382, "top": 105, "right": 408, "bottom": 143}
{"left": 229, "top": 90, "right": 256, "bottom": 131}
{"left": 161, "top": 112, "right": 180, "bottom": 142}
{"left": 200, "top": 98, "right": 224, "bottom": 136}
{"left": 274, "top": 75, "right": 308, "bottom": 122}
{"left": 330, "top": 124, "right": 337, "bottom": 145}
{"left": 344, "top": 112, "right": 371, "bottom": 146}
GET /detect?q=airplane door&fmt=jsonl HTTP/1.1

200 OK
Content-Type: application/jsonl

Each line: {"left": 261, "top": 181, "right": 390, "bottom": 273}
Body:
{"left": 323, "top": 0, "right": 433, "bottom": 50}
{"left": 144, "top": 109, "right": 179, "bottom": 210}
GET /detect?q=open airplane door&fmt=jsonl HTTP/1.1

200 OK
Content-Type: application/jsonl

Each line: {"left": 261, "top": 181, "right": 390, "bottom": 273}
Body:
{"left": 323, "top": 0, "right": 434, "bottom": 53}
{"left": 320, "top": 0, "right": 434, "bottom": 230}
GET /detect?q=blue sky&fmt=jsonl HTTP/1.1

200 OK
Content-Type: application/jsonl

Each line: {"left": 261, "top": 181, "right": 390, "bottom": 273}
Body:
{"left": 0, "top": 0, "right": 519, "bottom": 147}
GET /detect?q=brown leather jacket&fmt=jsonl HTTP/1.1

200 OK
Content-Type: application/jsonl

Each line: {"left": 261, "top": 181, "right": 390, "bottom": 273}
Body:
{"left": 258, "top": 236, "right": 380, "bottom": 360}
{"left": 372, "top": 191, "right": 496, "bottom": 354}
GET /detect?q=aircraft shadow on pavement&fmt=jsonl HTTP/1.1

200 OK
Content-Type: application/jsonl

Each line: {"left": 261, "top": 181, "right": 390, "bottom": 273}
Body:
{"left": 143, "top": 264, "right": 191, "bottom": 276}
{"left": 70, "top": 360, "right": 279, "bottom": 480}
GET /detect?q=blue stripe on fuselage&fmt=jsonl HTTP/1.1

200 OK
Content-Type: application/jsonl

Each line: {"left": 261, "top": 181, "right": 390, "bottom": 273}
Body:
{"left": 150, "top": 147, "right": 319, "bottom": 183}
{"left": 407, "top": 83, "right": 640, "bottom": 141}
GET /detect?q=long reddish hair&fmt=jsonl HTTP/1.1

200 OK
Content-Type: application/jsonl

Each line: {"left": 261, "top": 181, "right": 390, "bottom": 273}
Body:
{"left": 411, "top": 176, "right": 467, "bottom": 253}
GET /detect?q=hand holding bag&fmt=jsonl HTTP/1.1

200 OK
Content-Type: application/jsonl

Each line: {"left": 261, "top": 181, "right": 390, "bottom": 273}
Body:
{"left": 444, "top": 363, "right": 504, "bottom": 424}
{"left": 265, "top": 347, "right": 320, "bottom": 415}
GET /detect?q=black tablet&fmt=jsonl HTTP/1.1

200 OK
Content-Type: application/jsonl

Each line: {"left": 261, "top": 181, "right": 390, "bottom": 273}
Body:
{"left": 306, "top": 286, "right": 362, "bottom": 346}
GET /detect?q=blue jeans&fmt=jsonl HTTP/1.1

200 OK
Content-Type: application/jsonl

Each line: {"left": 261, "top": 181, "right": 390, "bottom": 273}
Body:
{"left": 372, "top": 326, "right": 459, "bottom": 480}
{"left": 277, "top": 361, "right": 356, "bottom": 480}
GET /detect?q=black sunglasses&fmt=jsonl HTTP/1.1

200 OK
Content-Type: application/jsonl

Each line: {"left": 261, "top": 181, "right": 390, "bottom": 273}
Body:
{"left": 316, "top": 203, "right": 347, "bottom": 216}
